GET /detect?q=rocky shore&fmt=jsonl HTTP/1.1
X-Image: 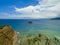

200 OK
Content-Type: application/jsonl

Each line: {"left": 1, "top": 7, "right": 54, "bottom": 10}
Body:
{"left": 0, "top": 25, "right": 19, "bottom": 45}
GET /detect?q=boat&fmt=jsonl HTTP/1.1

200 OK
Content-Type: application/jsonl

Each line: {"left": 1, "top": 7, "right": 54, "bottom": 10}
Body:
{"left": 28, "top": 20, "right": 32, "bottom": 24}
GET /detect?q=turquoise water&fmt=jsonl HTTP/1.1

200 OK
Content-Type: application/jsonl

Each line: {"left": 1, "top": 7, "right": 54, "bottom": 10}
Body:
{"left": 0, "top": 19, "right": 60, "bottom": 36}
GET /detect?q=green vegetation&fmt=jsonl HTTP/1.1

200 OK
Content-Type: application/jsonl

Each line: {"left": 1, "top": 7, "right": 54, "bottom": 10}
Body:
{"left": 0, "top": 25, "right": 5, "bottom": 29}
{"left": 0, "top": 25, "right": 9, "bottom": 29}
{"left": 20, "top": 33, "right": 60, "bottom": 45}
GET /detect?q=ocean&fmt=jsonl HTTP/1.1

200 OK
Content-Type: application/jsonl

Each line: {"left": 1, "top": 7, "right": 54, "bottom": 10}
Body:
{"left": 0, "top": 19, "right": 60, "bottom": 37}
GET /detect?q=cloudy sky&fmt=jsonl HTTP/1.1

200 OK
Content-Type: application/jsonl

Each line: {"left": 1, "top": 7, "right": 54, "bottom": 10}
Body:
{"left": 0, "top": 0, "right": 60, "bottom": 19}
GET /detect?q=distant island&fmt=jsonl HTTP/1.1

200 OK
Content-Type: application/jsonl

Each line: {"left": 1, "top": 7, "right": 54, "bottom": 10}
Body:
{"left": 51, "top": 17, "right": 60, "bottom": 20}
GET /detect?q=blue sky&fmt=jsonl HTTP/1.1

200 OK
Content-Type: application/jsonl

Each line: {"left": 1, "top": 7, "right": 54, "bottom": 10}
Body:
{"left": 0, "top": 0, "right": 60, "bottom": 19}
{"left": 0, "top": 0, "right": 38, "bottom": 13}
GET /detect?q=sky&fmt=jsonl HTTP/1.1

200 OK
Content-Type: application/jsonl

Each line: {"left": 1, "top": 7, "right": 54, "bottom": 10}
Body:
{"left": 0, "top": 0, "right": 60, "bottom": 19}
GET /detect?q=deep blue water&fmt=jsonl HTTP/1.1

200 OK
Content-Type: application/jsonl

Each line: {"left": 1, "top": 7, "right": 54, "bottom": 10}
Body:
{"left": 0, "top": 19, "right": 60, "bottom": 35}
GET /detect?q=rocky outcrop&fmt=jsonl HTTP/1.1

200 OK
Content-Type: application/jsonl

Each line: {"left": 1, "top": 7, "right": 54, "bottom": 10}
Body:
{"left": 13, "top": 31, "right": 20, "bottom": 45}
{"left": 0, "top": 25, "right": 19, "bottom": 45}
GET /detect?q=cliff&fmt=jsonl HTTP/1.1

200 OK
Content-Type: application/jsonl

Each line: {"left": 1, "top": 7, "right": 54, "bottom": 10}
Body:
{"left": 0, "top": 25, "right": 19, "bottom": 45}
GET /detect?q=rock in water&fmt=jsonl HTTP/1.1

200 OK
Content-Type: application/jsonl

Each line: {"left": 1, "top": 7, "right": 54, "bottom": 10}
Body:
{"left": 0, "top": 25, "right": 19, "bottom": 45}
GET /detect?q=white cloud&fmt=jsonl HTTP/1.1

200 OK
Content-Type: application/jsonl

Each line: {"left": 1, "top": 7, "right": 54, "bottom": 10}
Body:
{"left": 39, "top": 0, "right": 60, "bottom": 5}
{"left": 15, "top": 6, "right": 34, "bottom": 14}
{"left": 0, "top": 0, "right": 60, "bottom": 19}
{"left": 46, "top": 3, "right": 60, "bottom": 11}
{"left": 14, "top": 0, "right": 60, "bottom": 19}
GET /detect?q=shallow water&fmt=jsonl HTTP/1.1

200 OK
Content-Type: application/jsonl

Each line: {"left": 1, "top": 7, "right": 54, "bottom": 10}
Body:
{"left": 0, "top": 19, "right": 60, "bottom": 37}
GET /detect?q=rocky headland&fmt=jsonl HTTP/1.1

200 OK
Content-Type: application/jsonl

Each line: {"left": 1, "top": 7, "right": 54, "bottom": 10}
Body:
{"left": 0, "top": 25, "right": 19, "bottom": 45}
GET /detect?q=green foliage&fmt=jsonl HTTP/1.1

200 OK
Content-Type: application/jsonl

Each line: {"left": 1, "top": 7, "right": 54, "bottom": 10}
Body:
{"left": 0, "top": 25, "right": 10, "bottom": 29}
{"left": 20, "top": 33, "right": 60, "bottom": 45}
{"left": 0, "top": 25, "right": 5, "bottom": 29}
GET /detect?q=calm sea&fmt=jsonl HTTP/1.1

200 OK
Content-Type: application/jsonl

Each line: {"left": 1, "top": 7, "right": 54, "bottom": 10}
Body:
{"left": 0, "top": 19, "right": 60, "bottom": 36}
